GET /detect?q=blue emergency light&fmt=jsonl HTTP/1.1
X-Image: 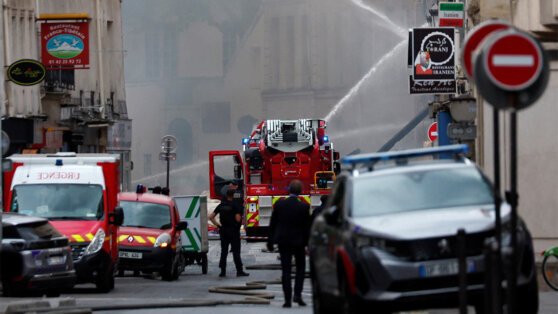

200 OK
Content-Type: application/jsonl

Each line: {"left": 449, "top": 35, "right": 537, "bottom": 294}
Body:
{"left": 322, "top": 136, "right": 329, "bottom": 143}
{"left": 136, "top": 184, "right": 145, "bottom": 194}
{"left": 342, "top": 144, "right": 468, "bottom": 165}
{"left": 242, "top": 138, "right": 250, "bottom": 144}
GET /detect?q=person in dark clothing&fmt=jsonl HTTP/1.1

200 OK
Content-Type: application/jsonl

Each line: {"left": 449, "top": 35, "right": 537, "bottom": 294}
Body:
{"left": 267, "top": 179, "right": 310, "bottom": 308}
{"left": 209, "top": 189, "right": 249, "bottom": 277}
{"left": 311, "top": 194, "right": 328, "bottom": 222}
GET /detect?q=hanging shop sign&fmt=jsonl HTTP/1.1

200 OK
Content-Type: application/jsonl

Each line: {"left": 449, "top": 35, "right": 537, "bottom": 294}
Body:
{"left": 7, "top": 59, "right": 46, "bottom": 86}
{"left": 439, "top": 2, "right": 464, "bottom": 27}
{"left": 412, "top": 28, "right": 456, "bottom": 81}
{"left": 41, "top": 22, "right": 89, "bottom": 69}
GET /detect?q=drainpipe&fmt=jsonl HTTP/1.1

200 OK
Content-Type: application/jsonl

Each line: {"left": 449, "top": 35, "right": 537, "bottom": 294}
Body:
{"left": 95, "top": 0, "right": 105, "bottom": 119}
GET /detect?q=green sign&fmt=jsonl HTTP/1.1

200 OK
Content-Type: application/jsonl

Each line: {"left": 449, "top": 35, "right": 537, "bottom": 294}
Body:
{"left": 7, "top": 59, "right": 46, "bottom": 86}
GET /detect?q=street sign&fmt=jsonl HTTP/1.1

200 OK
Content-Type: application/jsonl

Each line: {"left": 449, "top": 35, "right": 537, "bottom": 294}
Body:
{"left": 447, "top": 123, "right": 477, "bottom": 140}
{"left": 474, "top": 28, "right": 549, "bottom": 110}
{"left": 161, "top": 135, "right": 177, "bottom": 153}
{"left": 462, "top": 20, "right": 510, "bottom": 80}
{"left": 483, "top": 31, "right": 543, "bottom": 91}
{"left": 159, "top": 152, "right": 176, "bottom": 161}
{"left": 439, "top": 2, "right": 464, "bottom": 27}
{"left": 428, "top": 122, "right": 438, "bottom": 142}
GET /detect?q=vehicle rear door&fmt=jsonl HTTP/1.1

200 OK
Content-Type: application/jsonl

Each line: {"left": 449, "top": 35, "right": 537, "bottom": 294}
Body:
{"left": 208, "top": 151, "right": 244, "bottom": 200}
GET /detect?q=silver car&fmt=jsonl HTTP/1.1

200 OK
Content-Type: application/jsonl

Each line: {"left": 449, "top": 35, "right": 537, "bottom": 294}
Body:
{"left": 1, "top": 213, "right": 76, "bottom": 296}
{"left": 309, "top": 145, "right": 538, "bottom": 314}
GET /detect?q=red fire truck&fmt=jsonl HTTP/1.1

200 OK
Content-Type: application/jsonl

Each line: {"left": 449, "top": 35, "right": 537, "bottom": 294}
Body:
{"left": 209, "top": 119, "right": 339, "bottom": 239}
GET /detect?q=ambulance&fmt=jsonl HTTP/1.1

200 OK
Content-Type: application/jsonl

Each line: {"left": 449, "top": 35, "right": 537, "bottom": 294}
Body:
{"left": 3, "top": 153, "right": 123, "bottom": 292}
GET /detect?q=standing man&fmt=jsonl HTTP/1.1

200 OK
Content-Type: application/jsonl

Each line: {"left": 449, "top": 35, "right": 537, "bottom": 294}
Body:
{"left": 311, "top": 194, "right": 328, "bottom": 223}
{"left": 209, "top": 188, "right": 249, "bottom": 277}
{"left": 267, "top": 179, "right": 310, "bottom": 307}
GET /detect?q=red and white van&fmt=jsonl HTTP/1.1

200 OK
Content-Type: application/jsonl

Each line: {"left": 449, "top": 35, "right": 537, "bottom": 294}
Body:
{"left": 3, "top": 153, "right": 123, "bottom": 292}
{"left": 117, "top": 187, "right": 187, "bottom": 281}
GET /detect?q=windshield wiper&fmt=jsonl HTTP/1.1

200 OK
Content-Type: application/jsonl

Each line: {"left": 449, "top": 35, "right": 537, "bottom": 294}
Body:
{"left": 123, "top": 224, "right": 151, "bottom": 228}
{"left": 47, "top": 216, "right": 89, "bottom": 221}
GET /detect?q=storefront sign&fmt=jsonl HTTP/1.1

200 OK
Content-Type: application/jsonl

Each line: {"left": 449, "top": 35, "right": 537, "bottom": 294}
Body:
{"left": 41, "top": 22, "right": 89, "bottom": 69}
{"left": 409, "top": 76, "right": 456, "bottom": 94}
{"left": 412, "top": 28, "right": 456, "bottom": 81}
{"left": 7, "top": 59, "right": 46, "bottom": 86}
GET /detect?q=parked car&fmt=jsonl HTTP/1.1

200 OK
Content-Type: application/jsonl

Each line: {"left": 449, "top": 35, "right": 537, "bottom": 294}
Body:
{"left": 309, "top": 145, "right": 538, "bottom": 314}
{"left": 1, "top": 213, "right": 76, "bottom": 296}
{"left": 117, "top": 187, "right": 187, "bottom": 281}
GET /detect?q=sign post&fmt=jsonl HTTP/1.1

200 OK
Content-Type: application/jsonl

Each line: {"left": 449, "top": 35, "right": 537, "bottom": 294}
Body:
{"left": 160, "top": 135, "right": 177, "bottom": 190}
{"left": 473, "top": 26, "right": 549, "bottom": 314}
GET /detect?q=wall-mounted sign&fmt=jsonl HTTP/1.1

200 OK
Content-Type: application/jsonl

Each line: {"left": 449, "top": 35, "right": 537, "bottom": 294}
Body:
{"left": 412, "top": 28, "right": 456, "bottom": 81}
{"left": 41, "top": 22, "right": 89, "bottom": 69}
{"left": 409, "top": 76, "right": 456, "bottom": 94}
{"left": 7, "top": 59, "right": 46, "bottom": 86}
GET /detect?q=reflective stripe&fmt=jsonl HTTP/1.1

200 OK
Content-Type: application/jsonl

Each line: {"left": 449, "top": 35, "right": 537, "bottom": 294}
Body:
{"left": 133, "top": 236, "right": 146, "bottom": 243}
{"left": 72, "top": 235, "right": 85, "bottom": 242}
{"left": 86, "top": 233, "right": 94, "bottom": 241}
{"left": 272, "top": 195, "right": 311, "bottom": 205}
{"left": 147, "top": 236, "right": 156, "bottom": 244}
{"left": 118, "top": 235, "right": 128, "bottom": 243}
{"left": 246, "top": 212, "right": 258, "bottom": 227}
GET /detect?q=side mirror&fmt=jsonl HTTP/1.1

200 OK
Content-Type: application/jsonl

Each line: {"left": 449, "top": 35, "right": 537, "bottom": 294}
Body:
{"left": 234, "top": 165, "right": 242, "bottom": 180}
{"left": 110, "top": 207, "right": 124, "bottom": 226}
{"left": 176, "top": 221, "right": 188, "bottom": 231}
{"left": 323, "top": 205, "right": 340, "bottom": 225}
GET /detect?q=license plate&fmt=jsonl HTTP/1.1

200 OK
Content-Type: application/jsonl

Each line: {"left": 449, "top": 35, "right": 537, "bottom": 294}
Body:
{"left": 47, "top": 256, "right": 66, "bottom": 265}
{"left": 420, "top": 260, "right": 460, "bottom": 278}
{"left": 119, "top": 251, "right": 142, "bottom": 259}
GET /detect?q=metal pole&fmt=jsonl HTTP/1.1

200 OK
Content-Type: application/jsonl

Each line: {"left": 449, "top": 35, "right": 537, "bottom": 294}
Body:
{"left": 166, "top": 156, "right": 170, "bottom": 190}
{"left": 492, "top": 107, "right": 502, "bottom": 314}
{"left": 457, "top": 228, "right": 467, "bottom": 314}
{"left": 507, "top": 109, "right": 518, "bottom": 314}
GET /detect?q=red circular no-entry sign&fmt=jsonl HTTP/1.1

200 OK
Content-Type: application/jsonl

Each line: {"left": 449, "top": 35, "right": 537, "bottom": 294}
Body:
{"left": 483, "top": 31, "right": 543, "bottom": 91}
{"left": 428, "top": 122, "right": 438, "bottom": 142}
{"left": 462, "top": 20, "right": 510, "bottom": 80}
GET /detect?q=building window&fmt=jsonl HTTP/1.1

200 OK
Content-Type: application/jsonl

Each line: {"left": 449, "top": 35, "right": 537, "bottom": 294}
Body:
{"left": 44, "top": 69, "right": 75, "bottom": 92}
{"left": 202, "top": 102, "right": 230, "bottom": 133}
{"left": 145, "top": 31, "right": 177, "bottom": 79}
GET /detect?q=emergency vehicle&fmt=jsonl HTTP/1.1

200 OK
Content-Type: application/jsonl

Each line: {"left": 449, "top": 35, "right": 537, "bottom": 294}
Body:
{"left": 3, "top": 153, "right": 123, "bottom": 292}
{"left": 117, "top": 186, "right": 187, "bottom": 281}
{"left": 209, "top": 119, "right": 339, "bottom": 238}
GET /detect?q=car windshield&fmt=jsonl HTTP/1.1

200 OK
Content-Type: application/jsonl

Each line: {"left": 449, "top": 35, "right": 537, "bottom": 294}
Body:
{"left": 10, "top": 184, "right": 105, "bottom": 221}
{"left": 353, "top": 167, "right": 494, "bottom": 218}
{"left": 119, "top": 201, "right": 172, "bottom": 230}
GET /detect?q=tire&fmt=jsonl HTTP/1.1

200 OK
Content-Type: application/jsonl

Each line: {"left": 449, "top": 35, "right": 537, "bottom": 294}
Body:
{"left": 542, "top": 254, "right": 558, "bottom": 291}
{"left": 517, "top": 269, "right": 539, "bottom": 314}
{"left": 311, "top": 274, "right": 336, "bottom": 314}
{"left": 46, "top": 289, "right": 61, "bottom": 297}
{"left": 1, "top": 277, "right": 18, "bottom": 297}
{"left": 161, "top": 258, "right": 177, "bottom": 281}
{"left": 339, "top": 272, "right": 361, "bottom": 314}
{"left": 96, "top": 266, "right": 115, "bottom": 293}
{"left": 201, "top": 254, "right": 208, "bottom": 275}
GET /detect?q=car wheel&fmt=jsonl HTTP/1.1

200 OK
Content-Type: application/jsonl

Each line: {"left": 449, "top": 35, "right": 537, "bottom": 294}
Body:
{"left": 517, "top": 271, "right": 539, "bottom": 314}
{"left": 96, "top": 266, "right": 114, "bottom": 293}
{"left": 46, "top": 289, "right": 61, "bottom": 297}
{"left": 339, "top": 272, "right": 361, "bottom": 314}
{"left": 1, "top": 277, "right": 18, "bottom": 297}
{"left": 161, "top": 261, "right": 176, "bottom": 281}
{"left": 312, "top": 274, "right": 336, "bottom": 314}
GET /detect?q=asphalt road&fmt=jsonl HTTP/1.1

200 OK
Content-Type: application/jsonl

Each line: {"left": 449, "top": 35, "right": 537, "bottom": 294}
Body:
{"left": 1, "top": 240, "right": 557, "bottom": 313}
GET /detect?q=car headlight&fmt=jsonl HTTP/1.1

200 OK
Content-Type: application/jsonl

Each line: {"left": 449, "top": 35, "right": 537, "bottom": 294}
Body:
{"left": 84, "top": 228, "right": 105, "bottom": 256}
{"left": 154, "top": 233, "right": 171, "bottom": 248}
{"left": 354, "top": 234, "right": 386, "bottom": 250}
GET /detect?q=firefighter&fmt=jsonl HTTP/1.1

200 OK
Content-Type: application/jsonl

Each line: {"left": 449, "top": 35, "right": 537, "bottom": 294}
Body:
{"left": 209, "top": 188, "right": 249, "bottom": 277}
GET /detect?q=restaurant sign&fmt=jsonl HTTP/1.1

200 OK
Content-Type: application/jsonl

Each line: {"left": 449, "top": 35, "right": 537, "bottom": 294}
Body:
{"left": 41, "top": 22, "right": 89, "bottom": 69}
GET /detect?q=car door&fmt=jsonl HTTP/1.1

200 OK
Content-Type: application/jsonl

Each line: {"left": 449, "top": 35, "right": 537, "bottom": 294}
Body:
{"left": 314, "top": 176, "right": 346, "bottom": 294}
